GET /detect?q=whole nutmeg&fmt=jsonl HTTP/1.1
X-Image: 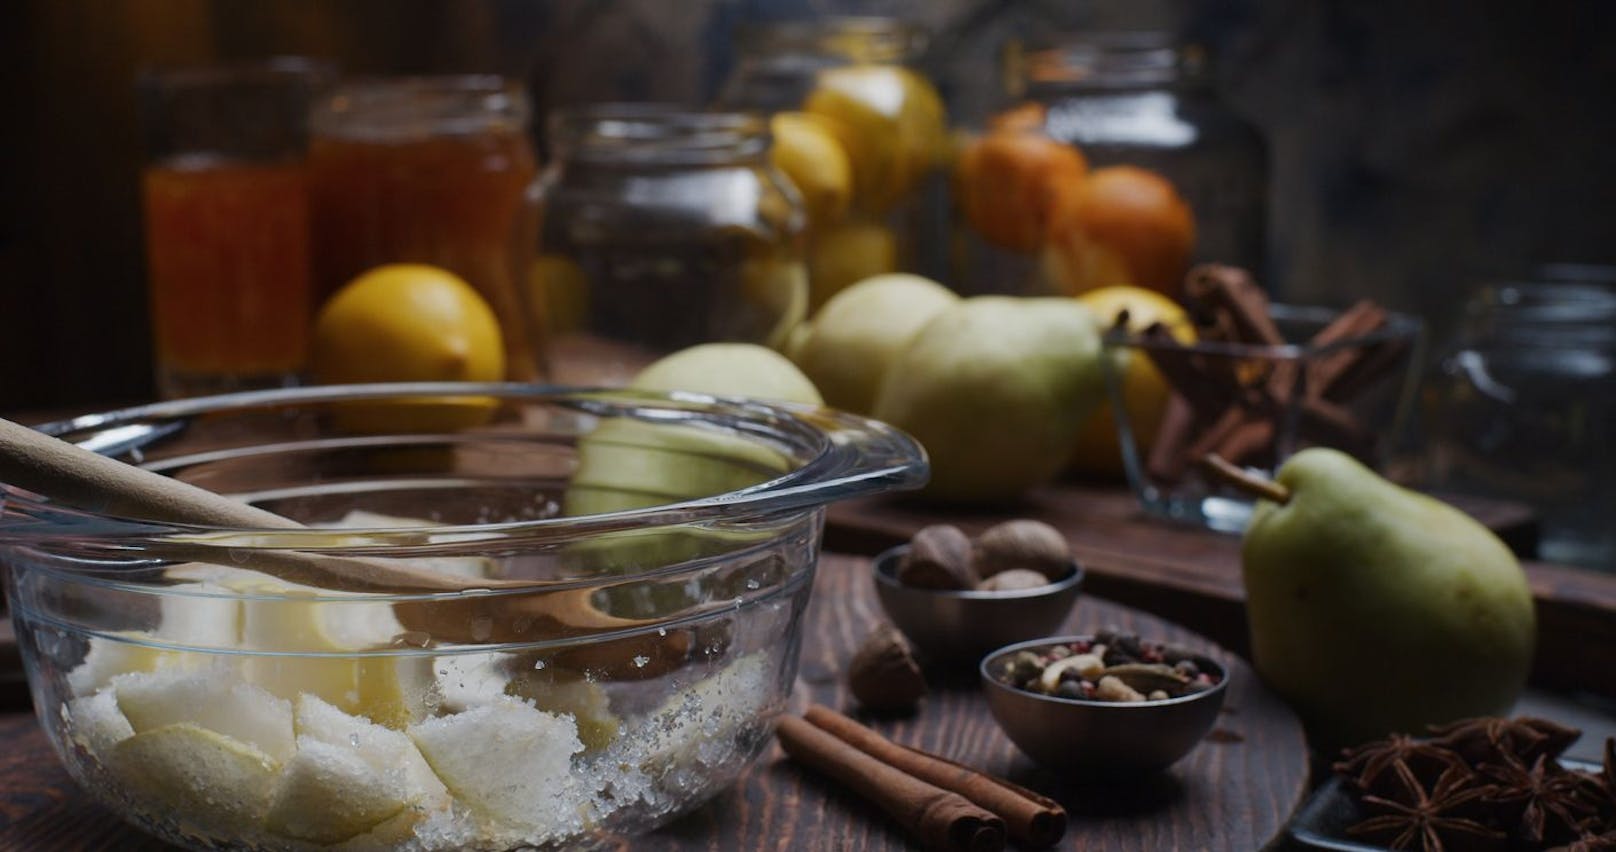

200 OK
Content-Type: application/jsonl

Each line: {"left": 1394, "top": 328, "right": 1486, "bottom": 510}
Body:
{"left": 848, "top": 625, "right": 927, "bottom": 713}
{"left": 972, "top": 519, "right": 1069, "bottom": 579}
{"left": 976, "top": 568, "right": 1051, "bottom": 592}
{"left": 898, "top": 524, "right": 977, "bottom": 590}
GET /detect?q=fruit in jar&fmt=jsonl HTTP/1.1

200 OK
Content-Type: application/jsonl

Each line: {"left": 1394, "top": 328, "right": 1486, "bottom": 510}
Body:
{"left": 803, "top": 65, "right": 946, "bottom": 214}
{"left": 769, "top": 112, "right": 854, "bottom": 231}
{"left": 1067, "top": 285, "right": 1195, "bottom": 478}
{"left": 1238, "top": 448, "right": 1536, "bottom": 750}
{"left": 872, "top": 296, "right": 1105, "bottom": 501}
{"left": 310, "top": 263, "right": 505, "bottom": 433}
{"left": 1044, "top": 166, "right": 1196, "bottom": 297}
{"left": 955, "top": 130, "right": 1088, "bottom": 252}
{"left": 807, "top": 219, "right": 900, "bottom": 309}
{"left": 530, "top": 253, "right": 590, "bottom": 337}
{"left": 794, "top": 273, "right": 958, "bottom": 414}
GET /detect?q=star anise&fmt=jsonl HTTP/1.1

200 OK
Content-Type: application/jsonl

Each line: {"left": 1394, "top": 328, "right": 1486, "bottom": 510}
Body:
{"left": 1349, "top": 764, "right": 1506, "bottom": 852}
{"left": 1482, "top": 754, "right": 1605, "bottom": 847}
{"left": 1337, "top": 732, "right": 1471, "bottom": 800}
{"left": 1549, "top": 829, "right": 1616, "bottom": 852}
{"left": 1430, "top": 717, "right": 1581, "bottom": 766}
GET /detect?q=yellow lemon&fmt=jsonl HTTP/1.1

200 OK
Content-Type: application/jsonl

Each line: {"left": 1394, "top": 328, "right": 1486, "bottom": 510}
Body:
{"left": 804, "top": 65, "right": 945, "bottom": 214}
{"left": 806, "top": 219, "right": 899, "bottom": 310}
{"left": 770, "top": 112, "right": 853, "bottom": 231}
{"left": 1068, "top": 285, "right": 1195, "bottom": 479}
{"left": 311, "top": 264, "right": 505, "bottom": 433}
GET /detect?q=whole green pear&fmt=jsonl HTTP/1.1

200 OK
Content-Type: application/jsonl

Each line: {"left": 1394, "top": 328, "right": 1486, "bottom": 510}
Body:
{"left": 872, "top": 296, "right": 1104, "bottom": 502}
{"left": 1242, "top": 448, "right": 1536, "bottom": 750}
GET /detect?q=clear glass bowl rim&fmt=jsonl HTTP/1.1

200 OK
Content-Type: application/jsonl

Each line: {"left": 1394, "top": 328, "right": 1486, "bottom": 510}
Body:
{"left": 2, "top": 382, "right": 927, "bottom": 551}
{"left": 1102, "top": 303, "right": 1424, "bottom": 360}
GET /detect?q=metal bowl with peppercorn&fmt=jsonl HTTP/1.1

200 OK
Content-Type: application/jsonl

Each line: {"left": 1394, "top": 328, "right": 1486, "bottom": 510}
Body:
{"left": 872, "top": 520, "right": 1085, "bottom": 666}
{"left": 980, "top": 632, "right": 1230, "bottom": 774}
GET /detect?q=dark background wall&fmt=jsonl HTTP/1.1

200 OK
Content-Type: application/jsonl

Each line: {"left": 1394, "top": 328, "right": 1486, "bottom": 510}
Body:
{"left": 2, "top": 0, "right": 1613, "bottom": 411}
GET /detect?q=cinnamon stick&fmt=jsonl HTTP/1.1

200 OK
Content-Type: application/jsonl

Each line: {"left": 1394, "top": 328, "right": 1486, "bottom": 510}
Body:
{"left": 777, "top": 715, "right": 1005, "bottom": 852}
{"left": 1185, "top": 264, "right": 1284, "bottom": 346}
{"left": 803, "top": 705, "right": 1067, "bottom": 848}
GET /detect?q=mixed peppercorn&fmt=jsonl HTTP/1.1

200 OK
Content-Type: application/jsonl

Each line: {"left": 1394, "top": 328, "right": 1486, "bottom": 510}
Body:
{"left": 993, "top": 630, "right": 1222, "bottom": 703}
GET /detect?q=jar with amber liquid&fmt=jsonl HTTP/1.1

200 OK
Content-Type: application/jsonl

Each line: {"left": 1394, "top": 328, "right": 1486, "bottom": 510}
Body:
{"left": 533, "top": 107, "right": 807, "bottom": 384}
{"left": 308, "top": 76, "right": 543, "bottom": 379}
{"left": 718, "top": 18, "right": 948, "bottom": 309}
{"left": 951, "top": 32, "right": 1267, "bottom": 299}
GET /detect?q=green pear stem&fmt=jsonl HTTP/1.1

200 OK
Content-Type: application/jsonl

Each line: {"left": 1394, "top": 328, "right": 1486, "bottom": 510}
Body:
{"left": 1200, "top": 454, "right": 1292, "bottom": 504}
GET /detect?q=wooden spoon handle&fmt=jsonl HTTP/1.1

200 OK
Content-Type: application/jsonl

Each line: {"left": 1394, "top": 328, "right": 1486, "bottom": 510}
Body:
{"left": 0, "top": 416, "right": 298, "bottom": 530}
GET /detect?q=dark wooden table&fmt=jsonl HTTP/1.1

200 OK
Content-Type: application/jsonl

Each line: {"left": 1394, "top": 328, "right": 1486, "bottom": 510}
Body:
{"left": 0, "top": 553, "right": 1310, "bottom": 851}
{"left": 823, "top": 488, "right": 1616, "bottom": 699}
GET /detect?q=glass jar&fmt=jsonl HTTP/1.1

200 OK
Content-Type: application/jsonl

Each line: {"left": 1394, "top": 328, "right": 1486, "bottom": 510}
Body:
{"left": 950, "top": 31, "right": 1267, "bottom": 298}
{"left": 307, "top": 77, "right": 544, "bottom": 380}
{"left": 1425, "top": 272, "right": 1616, "bottom": 571}
{"left": 718, "top": 17, "right": 949, "bottom": 307}
{"left": 533, "top": 106, "right": 807, "bottom": 385}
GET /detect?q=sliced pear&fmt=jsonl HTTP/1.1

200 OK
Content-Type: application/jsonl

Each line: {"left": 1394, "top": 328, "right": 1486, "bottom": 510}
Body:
{"left": 68, "top": 634, "right": 181, "bottom": 697}
{"left": 435, "top": 652, "right": 512, "bottom": 713}
{"left": 109, "top": 722, "right": 279, "bottom": 833}
{"left": 408, "top": 697, "right": 583, "bottom": 832}
{"left": 294, "top": 694, "right": 448, "bottom": 806}
{"left": 506, "top": 669, "right": 621, "bottom": 751}
{"left": 265, "top": 736, "right": 412, "bottom": 843}
{"left": 67, "top": 581, "right": 241, "bottom": 697}
{"left": 112, "top": 670, "right": 295, "bottom": 763}
{"left": 65, "top": 690, "right": 134, "bottom": 755}
{"left": 636, "top": 652, "right": 772, "bottom": 770}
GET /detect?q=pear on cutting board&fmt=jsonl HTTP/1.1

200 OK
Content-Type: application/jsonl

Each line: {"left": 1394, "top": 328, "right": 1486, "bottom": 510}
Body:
{"left": 1227, "top": 448, "right": 1536, "bottom": 750}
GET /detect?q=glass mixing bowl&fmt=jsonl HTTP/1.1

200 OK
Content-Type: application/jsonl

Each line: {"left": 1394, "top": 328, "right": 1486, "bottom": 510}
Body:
{"left": 0, "top": 383, "right": 926, "bottom": 851}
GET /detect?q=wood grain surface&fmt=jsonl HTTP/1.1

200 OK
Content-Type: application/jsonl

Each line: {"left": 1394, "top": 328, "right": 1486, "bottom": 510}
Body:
{"left": 823, "top": 489, "right": 1616, "bottom": 699}
{"left": 0, "top": 553, "right": 1310, "bottom": 851}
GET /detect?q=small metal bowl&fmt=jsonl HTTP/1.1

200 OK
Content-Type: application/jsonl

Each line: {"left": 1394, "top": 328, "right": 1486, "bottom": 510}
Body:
{"left": 872, "top": 544, "right": 1084, "bottom": 666}
{"left": 979, "top": 635, "right": 1229, "bottom": 775}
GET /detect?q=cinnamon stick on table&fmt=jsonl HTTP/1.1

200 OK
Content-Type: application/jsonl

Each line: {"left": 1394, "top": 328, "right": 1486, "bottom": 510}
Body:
{"left": 802, "top": 704, "right": 1068, "bottom": 848}
{"left": 777, "top": 715, "right": 1006, "bottom": 852}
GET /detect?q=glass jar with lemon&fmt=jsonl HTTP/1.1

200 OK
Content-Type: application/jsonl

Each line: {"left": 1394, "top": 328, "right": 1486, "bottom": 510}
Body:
{"left": 531, "top": 106, "right": 808, "bottom": 385}
{"left": 718, "top": 17, "right": 949, "bottom": 309}
{"left": 949, "top": 32, "right": 1267, "bottom": 301}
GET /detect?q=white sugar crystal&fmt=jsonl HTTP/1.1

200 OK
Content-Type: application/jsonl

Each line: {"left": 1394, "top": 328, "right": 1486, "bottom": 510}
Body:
{"left": 113, "top": 670, "right": 295, "bottom": 764}
{"left": 408, "top": 696, "right": 583, "bottom": 835}
{"left": 264, "top": 736, "right": 412, "bottom": 844}
{"left": 66, "top": 690, "right": 134, "bottom": 755}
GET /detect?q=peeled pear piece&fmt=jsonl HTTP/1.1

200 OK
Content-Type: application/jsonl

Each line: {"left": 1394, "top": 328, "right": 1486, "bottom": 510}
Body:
{"left": 265, "top": 737, "right": 412, "bottom": 843}
{"left": 408, "top": 697, "right": 583, "bottom": 833}
{"left": 112, "top": 670, "right": 295, "bottom": 763}
{"left": 108, "top": 722, "right": 279, "bottom": 833}
{"left": 67, "top": 581, "right": 242, "bottom": 697}
{"left": 506, "top": 668, "right": 622, "bottom": 751}
{"left": 65, "top": 690, "right": 134, "bottom": 755}
{"left": 1240, "top": 448, "right": 1536, "bottom": 749}
{"left": 293, "top": 694, "right": 447, "bottom": 806}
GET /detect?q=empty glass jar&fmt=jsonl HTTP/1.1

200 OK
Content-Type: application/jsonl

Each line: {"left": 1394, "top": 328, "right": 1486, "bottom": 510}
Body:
{"left": 532, "top": 106, "right": 807, "bottom": 384}
{"left": 1425, "top": 271, "right": 1616, "bottom": 571}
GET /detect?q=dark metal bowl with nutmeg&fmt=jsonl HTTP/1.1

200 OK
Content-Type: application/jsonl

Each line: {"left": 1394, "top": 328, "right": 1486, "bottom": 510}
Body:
{"left": 873, "top": 520, "right": 1085, "bottom": 665}
{"left": 980, "top": 633, "right": 1229, "bottom": 775}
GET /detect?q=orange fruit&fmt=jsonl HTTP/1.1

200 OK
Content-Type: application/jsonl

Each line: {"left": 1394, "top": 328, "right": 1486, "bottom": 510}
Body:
{"left": 1067, "top": 285, "right": 1195, "bottom": 479}
{"left": 1045, "top": 166, "right": 1196, "bottom": 297}
{"left": 987, "top": 102, "right": 1047, "bottom": 134}
{"left": 955, "top": 130, "right": 1087, "bottom": 253}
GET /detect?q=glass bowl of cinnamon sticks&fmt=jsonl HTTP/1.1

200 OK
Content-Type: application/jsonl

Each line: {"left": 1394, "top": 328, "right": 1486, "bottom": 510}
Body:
{"left": 1100, "top": 266, "right": 1423, "bottom": 531}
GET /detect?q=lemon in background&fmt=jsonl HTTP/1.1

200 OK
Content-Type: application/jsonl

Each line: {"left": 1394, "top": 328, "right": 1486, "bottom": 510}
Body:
{"left": 1067, "top": 285, "right": 1195, "bottom": 479}
{"left": 311, "top": 263, "right": 505, "bottom": 433}
{"left": 804, "top": 65, "right": 945, "bottom": 215}
{"left": 806, "top": 219, "right": 899, "bottom": 310}
{"left": 770, "top": 112, "right": 853, "bottom": 232}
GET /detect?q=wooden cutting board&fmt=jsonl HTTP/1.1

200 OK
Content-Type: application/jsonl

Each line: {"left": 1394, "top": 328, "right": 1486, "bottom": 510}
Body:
{"left": 0, "top": 553, "right": 1310, "bottom": 851}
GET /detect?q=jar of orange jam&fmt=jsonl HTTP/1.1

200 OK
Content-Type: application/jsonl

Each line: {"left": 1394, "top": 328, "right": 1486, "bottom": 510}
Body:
{"left": 307, "top": 77, "right": 544, "bottom": 380}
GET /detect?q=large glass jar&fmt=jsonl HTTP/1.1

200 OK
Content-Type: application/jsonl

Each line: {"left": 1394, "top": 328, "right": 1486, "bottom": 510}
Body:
{"left": 1424, "top": 271, "right": 1616, "bottom": 571}
{"left": 533, "top": 106, "right": 807, "bottom": 385}
{"left": 950, "top": 31, "right": 1267, "bottom": 298}
{"left": 718, "top": 18, "right": 949, "bottom": 308}
{"left": 307, "top": 77, "right": 544, "bottom": 380}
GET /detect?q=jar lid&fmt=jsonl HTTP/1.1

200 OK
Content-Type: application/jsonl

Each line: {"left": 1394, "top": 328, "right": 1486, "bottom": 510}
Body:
{"left": 549, "top": 105, "right": 770, "bottom": 166}
{"left": 311, "top": 76, "right": 529, "bottom": 141}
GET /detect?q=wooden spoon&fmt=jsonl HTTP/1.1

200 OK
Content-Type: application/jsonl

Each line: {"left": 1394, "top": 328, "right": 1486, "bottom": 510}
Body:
{"left": 0, "top": 416, "right": 695, "bottom": 676}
